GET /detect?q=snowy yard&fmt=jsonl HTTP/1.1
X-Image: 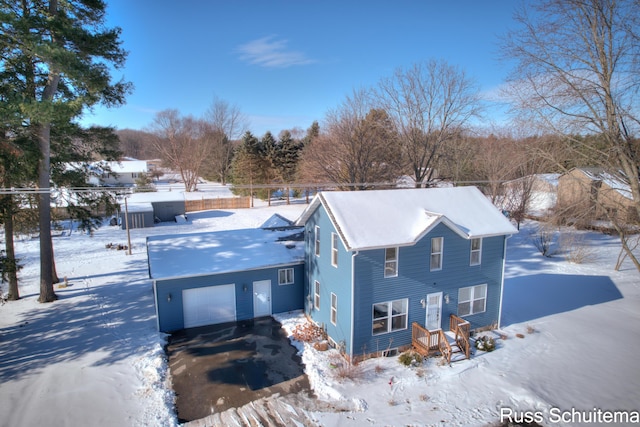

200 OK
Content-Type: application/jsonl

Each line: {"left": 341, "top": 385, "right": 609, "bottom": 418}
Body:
{"left": 1, "top": 190, "right": 639, "bottom": 426}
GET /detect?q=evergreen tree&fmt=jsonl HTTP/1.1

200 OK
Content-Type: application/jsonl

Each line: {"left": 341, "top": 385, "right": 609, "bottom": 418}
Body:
{"left": 231, "top": 131, "right": 269, "bottom": 205}
{"left": 268, "top": 130, "right": 303, "bottom": 204}
{"left": 0, "top": 0, "right": 131, "bottom": 302}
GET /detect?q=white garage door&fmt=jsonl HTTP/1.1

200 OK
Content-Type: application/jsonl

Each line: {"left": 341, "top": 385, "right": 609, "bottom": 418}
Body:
{"left": 182, "top": 284, "right": 236, "bottom": 328}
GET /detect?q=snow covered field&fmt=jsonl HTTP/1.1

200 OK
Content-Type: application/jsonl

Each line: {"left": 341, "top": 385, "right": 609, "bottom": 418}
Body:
{"left": 1, "top": 186, "right": 639, "bottom": 427}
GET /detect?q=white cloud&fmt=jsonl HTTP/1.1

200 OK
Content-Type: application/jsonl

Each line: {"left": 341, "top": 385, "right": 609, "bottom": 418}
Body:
{"left": 237, "top": 36, "right": 315, "bottom": 68}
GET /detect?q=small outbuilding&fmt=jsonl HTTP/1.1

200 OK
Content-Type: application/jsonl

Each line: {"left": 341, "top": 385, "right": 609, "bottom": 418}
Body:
{"left": 147, "top": 227, "right": 305, "bottom": 332}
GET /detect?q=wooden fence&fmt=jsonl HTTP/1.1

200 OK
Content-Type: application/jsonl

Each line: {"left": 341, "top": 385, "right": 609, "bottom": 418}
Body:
{"left": 185, "top": 196, "right": 251, "bottom": 212}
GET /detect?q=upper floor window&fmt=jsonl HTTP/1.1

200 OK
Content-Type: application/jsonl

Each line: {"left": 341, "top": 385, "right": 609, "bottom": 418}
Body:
{"left": 430, "top": 237, "right": 443, "bottom": 271}
{"left": 278, "top": 268, "right": 294, "bottom": 285}
{"left": 372, "top": 299, "right": 408, "bottom": 335}
{"left": 458, "top": 284, "right": 487, "bottom": 316}
{"left": 384, "top": 247, "right": 398, "bottom": 277}
{"left": 470, "top": 238, "right": 482, "bottom": 266}
{"left": 314, "top": 226, "right": 320, "bottom": 256}
{"left": 331, "top": 232, "right": 339, "bottom": 267}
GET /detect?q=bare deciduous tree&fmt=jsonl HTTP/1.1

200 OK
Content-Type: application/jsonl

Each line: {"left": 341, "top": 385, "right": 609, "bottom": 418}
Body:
{"left": 300, "top": 89, "right": 401, "bottom": 190}
{"left": 203, "top": 98, "right": 248, "bottom": 185}
{"left": 149, "top": 110, "right": 211, "bottom": 192}
{"left": 376, "top": 59, "right": 482, "bottom": 187}
{"left": 502, "top": 0, "right": 640, "bottom": 271}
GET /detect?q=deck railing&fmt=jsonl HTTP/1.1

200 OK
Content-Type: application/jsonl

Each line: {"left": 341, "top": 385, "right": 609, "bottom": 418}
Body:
{"left": 411, "top": 322, "right": 440, "bottom": 355}
{"left": 412, "top": 315, "right": 472, "bottom": 363}
{"left": 450, "top": 314, "right": 471, "bottom": 360}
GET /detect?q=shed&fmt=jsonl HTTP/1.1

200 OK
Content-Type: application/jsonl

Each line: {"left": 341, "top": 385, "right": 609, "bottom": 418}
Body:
{"left": 120, "top": 203, "right": 154, "bottom": 229}
{"left": 147, "top": 227, "right": 305, "bottom": 332}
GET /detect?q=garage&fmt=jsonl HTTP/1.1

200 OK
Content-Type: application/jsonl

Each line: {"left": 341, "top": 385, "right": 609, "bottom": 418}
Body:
{"left": 148, "top": 227, "right": 306, "bottom": 333}
{"left": 182, "top": 284, "right": 236, "bottom": 328}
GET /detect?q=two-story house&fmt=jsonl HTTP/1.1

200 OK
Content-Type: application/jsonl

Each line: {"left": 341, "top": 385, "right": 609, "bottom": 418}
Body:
{"left": 294, "top": 187, "right": 517, "bottom": 360}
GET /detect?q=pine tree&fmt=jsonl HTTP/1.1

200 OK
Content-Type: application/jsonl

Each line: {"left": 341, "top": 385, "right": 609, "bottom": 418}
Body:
{"left": 0, "top": 0, "right": 131, "bottom": 302}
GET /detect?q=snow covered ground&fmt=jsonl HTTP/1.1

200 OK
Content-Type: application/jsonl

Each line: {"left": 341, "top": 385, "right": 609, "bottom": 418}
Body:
{"left": 1, "top": 185, "right": 639, "bottom": 426}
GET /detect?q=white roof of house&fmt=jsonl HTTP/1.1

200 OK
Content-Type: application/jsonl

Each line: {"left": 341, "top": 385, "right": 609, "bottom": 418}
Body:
{"left": 105, "top": 160, "right": 148, "bottom": 174}
{"left": 147, "top": 228, "right": 305, "bottom": 280}
{"left": 575, "top": 168, "right": 633, "bottom": 200}
{"left": 296, "top": 187, "right": 517, "bottom": 251}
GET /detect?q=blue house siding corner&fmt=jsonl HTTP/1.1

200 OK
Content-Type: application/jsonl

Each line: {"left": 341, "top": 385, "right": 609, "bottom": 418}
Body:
{"left": 303, "top": 204, "right": 354, "bottom": 353}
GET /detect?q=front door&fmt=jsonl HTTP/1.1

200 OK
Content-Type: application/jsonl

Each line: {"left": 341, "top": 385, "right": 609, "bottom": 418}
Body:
{"left": 425, "top": 292, "right": 443, "bottom": 330}
{"left": 253, "top": 280, "right": 272, "bottom": 318}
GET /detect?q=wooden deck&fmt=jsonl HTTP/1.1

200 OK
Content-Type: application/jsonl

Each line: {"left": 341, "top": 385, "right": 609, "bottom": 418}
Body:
{"left": 412, "top": 314, "right": 471, "bottom": 363}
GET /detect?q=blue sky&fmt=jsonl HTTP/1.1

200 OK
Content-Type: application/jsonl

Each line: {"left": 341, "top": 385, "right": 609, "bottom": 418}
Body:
{"left": 82, "top": 0, "right": 517, "bottom": 137}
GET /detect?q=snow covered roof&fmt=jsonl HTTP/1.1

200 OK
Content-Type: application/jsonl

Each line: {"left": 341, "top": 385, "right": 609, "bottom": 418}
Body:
{"left": 260, "top": 213, "right": 294, "bottom": 229}
{"left": 295, "top": 187, "right": 517, "bottom": 251}
{"left": 125, "top": 202, "right": 153, "bottom": 213}
{"left": 147, "top": 228, "right": 305, "bottom": 280}
{"left": 105, "top": 160, "right": 148, "bottom": 174}
{"left": 573, "top": 167, "right": 634, "bottom": 200}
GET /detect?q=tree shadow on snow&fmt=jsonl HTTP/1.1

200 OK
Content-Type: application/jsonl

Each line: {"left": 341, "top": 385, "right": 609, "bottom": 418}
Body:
{"left": 0, "top": 257, "right": 159, "bottom": 382}
{"left": 500, "top": 274, "right": 623, "bottom": 326}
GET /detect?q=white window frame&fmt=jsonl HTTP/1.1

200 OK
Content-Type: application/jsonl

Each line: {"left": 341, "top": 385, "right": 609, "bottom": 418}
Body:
{"left": 458, "top": 284, "right": 487, "bottom": 317}
{"left": 313, "top": 280, "right": 320, "bottom": 310}
{"left": 372, "top": 298, "right": 408, "bottom": 336}
{"left": 470, "top": 238, "right": 482, "bottom": 266}
{"left": 314, "top": 226, "right": 320, "bottom": 257}
{"left": 278, "top": 268, "right": 294, "bottom": 285}
{"left": 331, "top": 232, "right": 339, "bottom": 267}
{"left": 330, "top": 293, "right": 337, "bottom": 325}
{"left": 430, "top": 237, "right": 443, "bottom": 271}
{"left": 384, "top": 247, "right": 398, "bottom": 278}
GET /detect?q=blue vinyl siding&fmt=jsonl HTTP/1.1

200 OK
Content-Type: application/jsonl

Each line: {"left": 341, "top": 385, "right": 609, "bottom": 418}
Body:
{"left": 351, "top": 223, "right": 507, "bottom": 356}
{"left": 155, "top": 263, "right": 304, "bottom": 332}
{"left": 304, "top": 205, "right": 353, "bottom": 352}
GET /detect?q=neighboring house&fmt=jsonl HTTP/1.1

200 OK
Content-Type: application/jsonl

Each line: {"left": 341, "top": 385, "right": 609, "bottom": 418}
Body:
{"left": 294, "top": 187, "right": 517, "bottom": 360}
{"left": 87, "top": 160, "right": 148, "bottom": 187}
{"left": 148, "top": 227, "right": 305, "bottom": 332}
{"left": 557, "top": 167, "right": 639, "bottom": 224}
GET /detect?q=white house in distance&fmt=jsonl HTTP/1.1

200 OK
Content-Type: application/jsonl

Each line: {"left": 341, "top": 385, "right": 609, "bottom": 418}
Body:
{"left": 86, "top": 160, "right": 148, "bottom": 187}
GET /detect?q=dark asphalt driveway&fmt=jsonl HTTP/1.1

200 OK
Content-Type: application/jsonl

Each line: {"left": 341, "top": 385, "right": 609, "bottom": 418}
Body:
{"left": 166, "top": 317, "right": 311, "bottom": 423}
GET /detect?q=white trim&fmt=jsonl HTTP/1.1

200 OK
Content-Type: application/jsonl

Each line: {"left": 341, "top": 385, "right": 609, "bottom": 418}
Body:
{"left": 470, "top": 237, "right": 482, "bottom": 266}
{"left": 497, "top": 235, "right": 510, "bottom": 328}
{"left": 425, "top": 291, "right": 443, "bottom": 330}
{"left": 330, "top": 292, "right": 337, "bottom": 325}
{"left": 331, "top": 232, "right": 338, "bottom": 267}
{"left": 457, "top": 284, "right": 487, "bottom": 317}
{"left": 384, "top": 247, "right": 399, "bottom": 278}
{"left": 430, "top": 237, "right": 443, "bottom": 271}
{"left": 313, "top": 280, "right": 320, "bottom": 310}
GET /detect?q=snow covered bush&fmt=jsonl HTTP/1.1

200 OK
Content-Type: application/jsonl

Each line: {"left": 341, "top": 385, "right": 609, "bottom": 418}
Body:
{"left": 474, "top": 335, "right": 496, "bottom": 352}
{"left": 397, "top": 350, "right": 423, "bottom": 367}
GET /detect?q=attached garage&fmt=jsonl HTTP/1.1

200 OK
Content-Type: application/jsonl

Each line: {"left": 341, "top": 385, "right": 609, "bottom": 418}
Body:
{"left": 182, "top": 285, "right": 236, "bottom": 328}
{"left": 147, "top": 227, "right": 305, "bottom": 332}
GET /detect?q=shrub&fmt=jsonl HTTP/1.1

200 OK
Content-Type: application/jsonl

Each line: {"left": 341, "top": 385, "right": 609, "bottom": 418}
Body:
{"left": 328, "top": 353, "right": 363, "bottom": 381}
{"left": 292, "top": 322, "right": 326, "bottom": 342}
{"left": 559, "top": 232, "right": 597, "bottom": 264}
{"left": 474, "top": 335, "right": 496, "bottom": 352}
{"left": 398, "top": 350, "right": 424, "bottom": 367}
{"left": 530, "top": 224, "right": 557, "bottom": 257}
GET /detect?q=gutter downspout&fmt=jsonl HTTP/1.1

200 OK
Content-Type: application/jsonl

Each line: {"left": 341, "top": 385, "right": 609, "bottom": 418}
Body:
{"left": 497, "top": 235, "right": 511, "bottom": 329}
{"left": 350, "top": 250, "right": 359, "bottom": 359}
